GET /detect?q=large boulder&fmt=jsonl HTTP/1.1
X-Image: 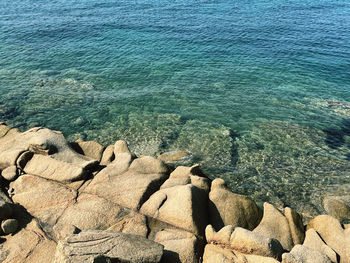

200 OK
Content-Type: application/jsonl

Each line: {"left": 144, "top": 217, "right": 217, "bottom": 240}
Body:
{"left": 72, "top": 139, "right": 105, "bottom": 162}
{"left": 0, "top": 127, "right": 97, "bottom": 171}
{"left": 53, "top": 230, "right": 164, "bottom": 263}
{"left": 154, "top": 228, "right": 199, "bottom": 263}
{"left": 140, "top": 184, "right": 208, "bottom": 236}
{"left": 208, "top": 178, "right": 262, "bottom": 231}
{"left": 253, "top": 202, "right": 304, "bottom": 251}
{"left": 323, "top": 196, "right": 350, "bottom": 222}
{"left": 307, "top": 215, "right": 350, "bottom": 263}
{"left": 303, "top": 229, "right": 338, "bottom": 263}
{"left": 10, "top": 174, "right": 76, "bottom": 229}
{"left": 281, "top": 245, "right": 332, "bottom": 263}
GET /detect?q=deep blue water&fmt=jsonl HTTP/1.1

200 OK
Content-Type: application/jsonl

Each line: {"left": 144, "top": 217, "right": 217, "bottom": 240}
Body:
{"left": 1, "top": 0, "right": 350, "bottom": 216}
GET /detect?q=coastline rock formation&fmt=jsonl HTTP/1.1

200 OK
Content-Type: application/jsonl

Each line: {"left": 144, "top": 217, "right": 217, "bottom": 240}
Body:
{"left": 0, "top": 123, "right": 349, "bottom": 262}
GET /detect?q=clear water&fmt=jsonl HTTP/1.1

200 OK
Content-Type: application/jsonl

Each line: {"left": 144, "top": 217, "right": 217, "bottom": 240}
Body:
{"left": 1, "top": 0, "right": 350, "bottom": 217}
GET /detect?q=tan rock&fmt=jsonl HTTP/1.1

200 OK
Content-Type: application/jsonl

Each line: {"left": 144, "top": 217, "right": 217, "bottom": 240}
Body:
{"left": 129, "top": 156, "right": 169, "bottom": 174}
{"left": 141, "top": 184, "right": 208, "bottom": 236}
{"left": 155, "top": 229, "right": 199, "bottom": 263}
{"left": 285, "top": 207, "right": 305, "bottom": 245}
{"left": 0, "top": 123, "right": 11, "bottom": 138}
{"left": 108, "top": 213, "right": 148, "bottom": 238}
{"left": 23, "top": 154, "right": 88, "bottom": 183}
{"left": 282, "top": 245, "right": 332, "bottom": 263}
{"left": 53, "top": 193, "right": 134, "bottom": 240}
{"left": 307, "top": 215, "right": 350, "bottom": 263}
{"left": 323, "top": 196, "right": 350, "bottom": 222}
{"left": 209, "top": 178, "right": 262, "bottom": 231}
{"left": 1, "top": 165, "right": 18, "bottom": 181}
{"left": 253, "top": 203, "right": 299, "bottom": 251}
{"left": 303, "top": 229, "right": 338, "bottom": 263}
{"left": 203, "top": 244, "right": 279, "bottom": 263}
{"left": 100, "top": 144, "right": 115, "bottom": 165}
{"left": 53, "top": 230, "right": 164, "bottom": 263}
{"left": 10, "top": 175, "right": 76, "bottom": 228}
{"left": 0, "top": 220, "right": 56, "bottom": 263}
{"left": 74, "top": 139, "right": 104, "bottom": 161}
{"left": 85, "top": 169, "right": 168, "bottom": 210}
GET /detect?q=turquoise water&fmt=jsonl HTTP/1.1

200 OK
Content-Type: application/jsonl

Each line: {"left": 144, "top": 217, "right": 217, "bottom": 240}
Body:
{"left": 1, "top": 0, "right": 350, "bottom": 217}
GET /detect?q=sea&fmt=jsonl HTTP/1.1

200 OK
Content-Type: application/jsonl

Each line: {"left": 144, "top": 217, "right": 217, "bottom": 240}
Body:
{"left": 1, "top": 0, "right": 350, "bottom": 217}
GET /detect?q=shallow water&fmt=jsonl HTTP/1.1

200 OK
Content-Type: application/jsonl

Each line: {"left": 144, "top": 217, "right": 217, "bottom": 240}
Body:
{"left": 1, "top": 0, "right": 350, "bottom": 216}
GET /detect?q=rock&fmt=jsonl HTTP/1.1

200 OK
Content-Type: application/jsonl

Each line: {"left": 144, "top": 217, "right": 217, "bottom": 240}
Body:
{"left": 323, "top": 196, "right": 350, "bottom": 222}
{"left": 158, "top": 151, "right": 192, "bottom": 164}
{"left": 155, "top": 229, "right": 199, "bottom": 263}
{"left": 0, "top": 219, "right": 56, "bottom": 263}
{"left": 53, "top": 230, "right": 164, "bottom": 263}
{"left": 285, "top": 207, "right": 305, "bottom": 245}
{"left": 0, "top": 127, "right": 97, "bottom": 171}
{"left": 161, "top": 164, "right": 210, "bottom": 192}
{"left": 100, "top": 145, "right": 115, "bottom": 165}
{"left": 23, "top": 154, "right": 89, "bottom": 183}
{"left": 208, "top": 178, "right": 262, "bottom": 231}
{"left": 0, "top": 196, "right": 13, "bottom": 220}
{"left": 205, "top": 225, "right": 284, "bottom": 260}
{"left": 53, "top": 193, "right": 135, "bottom": 240}
{"left": 74, "top": 139, "right": 105, "bottom": 161}
{"left": 130, "top": 156, "right": 170, "bottom": 174}
{"left": 114, "top": 140, "right": 131, "bottom": 155}
{"left": 253, "top": 203, "right": 304, "bottom": 251}
{"left": 1, "top": 165, "right": 18, "bottom": 181}
{"left": 303, "top": 229, "right": 338, "bottom": 263}
{"left": 281, "top": 245, "right": 332, "bottom": 263}
{"left": 85, "top": 168, "right": 169, "bottom": 210}
{"left": 141, "top": 184, "right": 208, "bottom": 236}
{"left": 10, "top": 175, "right": 76, "bottom": 228}
{"left": 307, "top": 215, "right": 350, "bottom": 263}
{"left": 107, "top": 213, "right": 148, "bottom": 238}
{"left": 0, "top": 123, "right": 11, "bottom": 138}
{"left": 230, "top": 227, "right": 284, "bottom": 260}
{"left": 203, "top": 244, "right": 279, "bottom": 263}
{"left": 1, "top": 218, "right": 18, "bottom": 234}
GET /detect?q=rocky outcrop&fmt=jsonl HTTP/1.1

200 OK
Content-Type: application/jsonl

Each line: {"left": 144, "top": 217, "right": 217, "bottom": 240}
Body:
{"left": 0, "top": 123, "right": 349, "bottom": 263}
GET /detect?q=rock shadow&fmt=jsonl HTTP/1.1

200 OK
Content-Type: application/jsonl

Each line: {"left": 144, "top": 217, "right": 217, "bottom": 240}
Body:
{"left": 324, "top": 118, "right": 350, "bottom": 153}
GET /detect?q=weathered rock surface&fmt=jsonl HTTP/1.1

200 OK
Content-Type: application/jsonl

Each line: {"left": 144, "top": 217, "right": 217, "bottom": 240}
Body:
{"left": 253, "top": 202, "right": 304, "bottom": 251}
{"left": 10, "top": 174, "right": 76, "bottom": 228}
{"left": 53, "top": 230, "right": 164, "bottom": 263}
{"left": 281, "top": 245, "right": 332, "bottom": 263}
{"left": 155, "top": 228, "right": 199, "bottom": 263}
{"left": 323, "top": 196, "right": 350, "bottom": 222}
{"left": 307, "top": 215, "right": 350, "bottom": 263}
{"left": 208, "top": 178, "right": 262, "bottom": 231}
{"left": 303, "top": 229, "right": 338, "bottom": 263}
{"left": 100, "top": 144, "right": 115, "bottom": 165}
{"left": 72, "top": 139, "right": 105, "bottom": 162}
{"left": 141, "top": 184, "right": 208, "bottom": 236}
{"left": 1, "top": 165, "right": 18, "bottom": 181}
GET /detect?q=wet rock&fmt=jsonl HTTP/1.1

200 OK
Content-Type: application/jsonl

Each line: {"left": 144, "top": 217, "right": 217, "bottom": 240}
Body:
{"left": 307, "top": 215, "right": 350, "bottom": 263}
{"left": 129, "top": 156, "right": 170, "bottom": 174}
{"left": 303, "top": 229, "right": 338, "bottom": 263}
{"left": 74, "top": 139, "right": 105, "bottom": 161}
{"left": 208, "top": 178, "right": 262, "bottom": 231}
{"left": 155, "top": 228, "right": 199, "bottom": 263}
{"left": 100, "top": 144, "right": 115, "bottom": 165}
{"left": 141, "top": 184, "right": 208, "bottom": 236}
{"left": 53, "top": 230, "right": 164, "bottom": 263}
{"left": 253, "top": 203, "right": 304, "bottom": 251}
{"left": 158, "top": 151, "right": 192, "bottom": 164}
{"left": 281, "top": 245, "right": 332, "bottom": 263}
{"left": 1, "top": 218, "right": 18, "bottom": 235}
{"left": 1, "top": 165, "right": 18, "bottom": 181}
{"left": 323, "top": 196, "right": 350, "bottom": 222}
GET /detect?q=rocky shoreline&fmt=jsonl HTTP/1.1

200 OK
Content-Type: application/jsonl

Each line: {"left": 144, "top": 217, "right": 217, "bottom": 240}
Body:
{"left": 0, "top": 123, "right": 349, "bottom": 263}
